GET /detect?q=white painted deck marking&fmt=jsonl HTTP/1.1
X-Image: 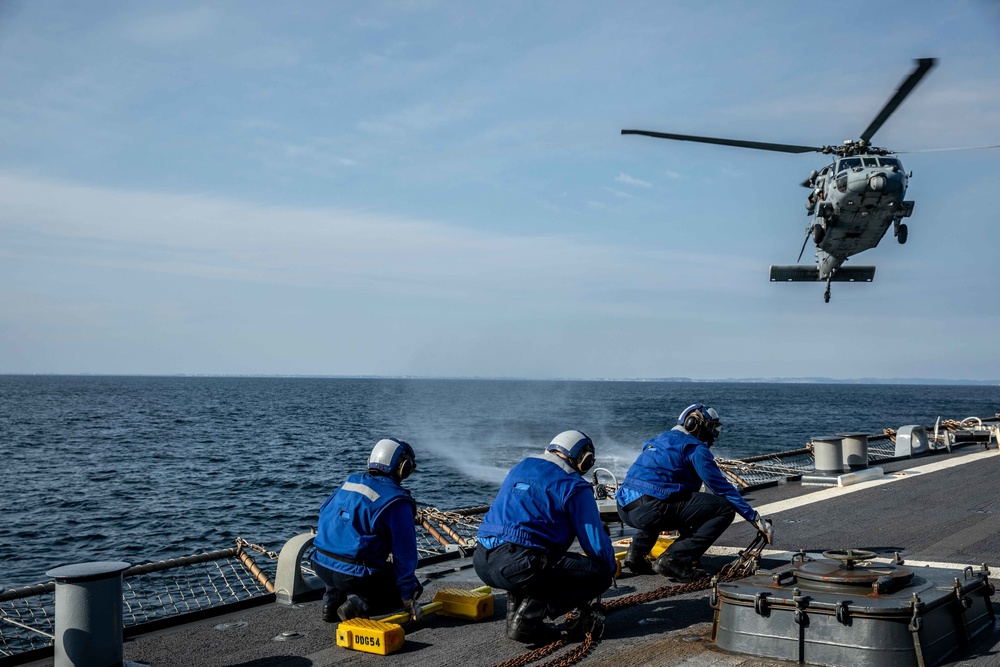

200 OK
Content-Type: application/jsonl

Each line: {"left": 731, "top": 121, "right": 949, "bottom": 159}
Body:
{"left": 753, "top": 448, "right": 998, "bottom": 516}
{"left": 705, "top": 447, "right": 999, "bottom": 569}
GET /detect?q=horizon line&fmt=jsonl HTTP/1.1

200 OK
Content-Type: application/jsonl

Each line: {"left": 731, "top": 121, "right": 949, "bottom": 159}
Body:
{"left": 1, "top": 373, "right": 998, "bottom": 386}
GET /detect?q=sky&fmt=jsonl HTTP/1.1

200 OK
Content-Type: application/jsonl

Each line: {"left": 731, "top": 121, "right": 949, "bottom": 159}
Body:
{"left": 1, "top": 1, "right": 999, "bottom": 380}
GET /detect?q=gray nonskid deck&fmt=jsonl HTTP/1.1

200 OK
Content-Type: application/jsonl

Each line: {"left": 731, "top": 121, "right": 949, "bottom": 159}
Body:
{"left": 24, "top": 447, "right": 1000, "bottom": 667}
{"left": 713, "top": 447, "right": 1000, "bottom": 567}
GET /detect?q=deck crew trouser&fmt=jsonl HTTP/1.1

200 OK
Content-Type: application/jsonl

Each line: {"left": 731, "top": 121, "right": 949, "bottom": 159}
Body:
{"left": 473, "top": 542, "right": 609, "bottom": 618}
{"left": 617, "top": 490, "right": 735, "bottom": 567}
{"left": 311, "top": 559, "right": 404, "bottom": 616}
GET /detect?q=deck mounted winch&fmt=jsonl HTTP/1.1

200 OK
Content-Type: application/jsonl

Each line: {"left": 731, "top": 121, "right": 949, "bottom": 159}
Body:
{"left": 712, "top": 549, "right": 996, "bottom": 667}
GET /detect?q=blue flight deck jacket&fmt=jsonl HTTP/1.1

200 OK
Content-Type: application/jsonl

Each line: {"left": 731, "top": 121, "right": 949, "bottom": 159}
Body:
{"left": 312, "top": 472, "right": 421, "bottom": 599}
{"left": 478, "top": 452, "right": 616, "bottom": 577}
{"left": 617, "top": 427, "right": 755, "bottom": 521}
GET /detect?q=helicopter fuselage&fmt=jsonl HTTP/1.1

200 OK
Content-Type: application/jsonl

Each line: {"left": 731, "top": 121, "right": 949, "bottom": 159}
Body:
{"left": 806, "top": 154, "right": 913, "bottom": 279}
{"left": 621, "top": 58, "right": 962, "bottom": 301}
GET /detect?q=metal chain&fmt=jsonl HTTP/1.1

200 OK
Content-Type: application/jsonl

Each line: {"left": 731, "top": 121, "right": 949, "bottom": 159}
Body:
{"left": 235, "top": 537, "right": 279, "bottom": 560}
{"left": 420, "top": 507, "right": 482, "bottom": 525}
{"left": 492, "top": 638, "right": 568, "bottom": 667}
{"left": 490, "top": 534, "right": 766, "bottom": 667}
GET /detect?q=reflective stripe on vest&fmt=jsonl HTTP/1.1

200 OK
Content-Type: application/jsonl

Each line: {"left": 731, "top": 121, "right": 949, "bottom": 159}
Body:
{"left": 313, "top": 472, "right": 414, "bottom": 570}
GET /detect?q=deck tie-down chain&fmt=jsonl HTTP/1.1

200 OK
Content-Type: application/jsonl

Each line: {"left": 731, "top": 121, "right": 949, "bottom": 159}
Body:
{"left": 489, "top": 534, "right": 767, "bottom": 667}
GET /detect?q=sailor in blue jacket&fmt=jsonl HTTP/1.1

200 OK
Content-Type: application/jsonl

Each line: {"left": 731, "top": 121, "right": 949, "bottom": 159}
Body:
{"left": 475, "top": 430, "right": 616, "bottom": 644}
{"left": 310, "top": 438, "right": 423, "bottom": 623}
{"left": 616, "top": 404, "right": 774, "bottom": 582}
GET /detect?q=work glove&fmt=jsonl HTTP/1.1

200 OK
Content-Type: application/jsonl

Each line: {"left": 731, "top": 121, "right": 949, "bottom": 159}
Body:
{"left": 751, "top": 512, "right": 775, "bottom": 545}
{"left": 402, "top": 597, "right": 423, "bottom": 623}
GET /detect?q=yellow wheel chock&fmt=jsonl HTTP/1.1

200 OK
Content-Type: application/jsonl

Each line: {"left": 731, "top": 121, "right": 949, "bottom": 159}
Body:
{"left": 613, "top": 533, "right": 677, "bottom": 573}
{"left": 335, "top": 585, "right": 494, "bottom": 655}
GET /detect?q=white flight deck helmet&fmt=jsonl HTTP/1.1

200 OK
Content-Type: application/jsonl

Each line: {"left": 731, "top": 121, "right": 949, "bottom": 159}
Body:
{"left": 546, "top": 430, "right": 596, "bottom": 474}
{"left": 678, "top": 403, "right": 723, "bottom": 445}
{"left": 367, "top": 438, "right": 416, "bottom": 482}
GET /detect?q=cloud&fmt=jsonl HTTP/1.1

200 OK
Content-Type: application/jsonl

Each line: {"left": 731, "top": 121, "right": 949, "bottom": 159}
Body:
{"left": 0, "top": 173, "right": 751, "bottom": 311}
{"left": 356, "top": 98, "right": 485, "bottom": 137}
{"left": 246, "top": 139, "right": 363, "bottom": 177}
{"left": 237, "top": 118, "right": 282, "bottom": 131}
{"left": 122, "top": 7, "right": 218, "bottom": 45}
{"left": 614, "top": 172, "right": 652, "bottom": 188}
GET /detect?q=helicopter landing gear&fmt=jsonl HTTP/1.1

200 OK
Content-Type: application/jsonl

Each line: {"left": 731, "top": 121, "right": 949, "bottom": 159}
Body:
{"left": 897, "top": 222, "right": 908, "bottom": 244}
{"left": 824, "top": 276, "right": 832, "bottom": 303}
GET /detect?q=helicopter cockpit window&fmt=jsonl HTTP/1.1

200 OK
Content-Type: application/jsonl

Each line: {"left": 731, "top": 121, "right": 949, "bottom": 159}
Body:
{"left": 862, "top": 157, "right": 879, "bottom": 167}
{"left": 838, "top": 157, "right": 862, "bottom": 172}
{"left": 879, "top": 157, "right": 902, "bottom": 169}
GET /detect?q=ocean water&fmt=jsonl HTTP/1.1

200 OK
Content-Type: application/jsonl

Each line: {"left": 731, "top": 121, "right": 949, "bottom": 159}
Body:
{"left": 2, "top": 375, "right": 998, "bottom": 588}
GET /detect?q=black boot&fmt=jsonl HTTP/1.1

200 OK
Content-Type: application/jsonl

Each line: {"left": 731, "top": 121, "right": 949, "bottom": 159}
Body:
{"left": 504, "top": 592, "right": 523, "bottom": 636}
{"left": 623, "top": 542, "right": 654, "bottom": 575}
{"left": 337, "top": 595, "right": 371, "bottom": 621}
{"left": 651, "top": 554, "right": 708, "bottom": 583}
{"left": 507, "top": 597, "right": 560, "bottom": 645}
{"left": 323, "top": 590, "right": 346, "bottom": 622}
{"left": 563, "top": 601, "right": 605, "bottom": 642}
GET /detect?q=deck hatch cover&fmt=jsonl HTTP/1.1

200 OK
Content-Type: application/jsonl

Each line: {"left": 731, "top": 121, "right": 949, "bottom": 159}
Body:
{"left": 712, "top": 554, "right": 995, "bottom": 667}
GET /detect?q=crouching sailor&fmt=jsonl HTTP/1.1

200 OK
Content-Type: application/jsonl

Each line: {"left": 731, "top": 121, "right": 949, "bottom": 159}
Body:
{"left": 475, "top": 430, "right": 616, "bottom": 644}
{"left": 310, "top": 438, "right": 423, "bottom": 623}
{"left": 616, "top": 403, "right": 774, "bottom": 582}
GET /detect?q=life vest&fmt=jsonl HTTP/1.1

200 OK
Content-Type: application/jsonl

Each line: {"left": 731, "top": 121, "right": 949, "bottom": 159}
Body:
{"left": 312, "top": 472, "right": 415, "bottom": 574}
{"left": 478, "top": 454, "right": 593, "bottom": 556}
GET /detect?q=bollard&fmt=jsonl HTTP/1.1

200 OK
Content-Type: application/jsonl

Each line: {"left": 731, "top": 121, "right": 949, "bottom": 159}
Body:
{"left": 802, "top": 436, "right": 844, "bottom": 486}
{"left": 839, "top": 433, "right": 869, "bottom": 471}
{"left": 812, "top": 436, "right": 845, "bottom": 474}
{"left": 46, "top": 561, "right": 130, "bottom": 667}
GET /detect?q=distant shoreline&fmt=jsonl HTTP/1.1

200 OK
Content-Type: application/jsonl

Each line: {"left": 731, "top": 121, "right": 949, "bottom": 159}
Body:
{"left": 1, "top": 374, "right": 998, "bottom": 386}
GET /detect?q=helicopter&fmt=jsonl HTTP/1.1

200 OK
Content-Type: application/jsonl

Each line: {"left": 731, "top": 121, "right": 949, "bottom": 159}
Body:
{"left": 622, "top": 58, "right": 999, "bottom": 303}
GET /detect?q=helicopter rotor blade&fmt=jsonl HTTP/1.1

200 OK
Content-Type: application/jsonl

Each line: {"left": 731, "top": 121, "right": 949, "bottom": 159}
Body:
{"left": 859, "top": 58, "right": 936, "bottom": 144}
{"left": 621, "top": 129, "right": 823, "bottom": 154}
{"left": 892, "top": 143, "right": 1000, "bottom": 154}
{"left": 797, "top": 229, "right": 811, "bottom": 264}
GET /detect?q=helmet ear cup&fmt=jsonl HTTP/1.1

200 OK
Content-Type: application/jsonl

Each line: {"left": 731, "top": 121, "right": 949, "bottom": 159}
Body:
{"left": 682, "top": 404, "right": 705, "bottom": 433}
{"left": 397, "top": 453, "right": 415, "bottom": 481}
{"left": 575, "top": 447, "right": 595, "bottom": 474}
